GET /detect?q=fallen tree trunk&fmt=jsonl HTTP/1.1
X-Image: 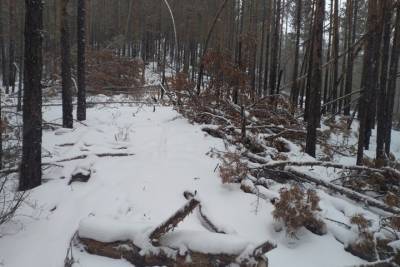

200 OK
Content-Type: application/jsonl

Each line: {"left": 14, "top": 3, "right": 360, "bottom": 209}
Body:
{"left": 78, "top": 194, "right": 276, "bottom": 266}
{"left": 80, "top": 237, "right": 272, "bottom": 267}
{"left": 262, "top": 160, "right": 400, "bottom": 180}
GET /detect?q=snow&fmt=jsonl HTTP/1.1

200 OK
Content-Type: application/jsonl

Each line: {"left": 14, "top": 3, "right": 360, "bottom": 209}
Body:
{"left": 160, "top": 230, "right": 257, "bottom": 255}
{"left": 389, "top": 240, "right": 400, "bottom": 251}
{"left": 1, "top": 67, "right": 398, "bottom": 266}
{"left": 78, "top": 217, "right": 154, "bottom": 244}
{"left": 0, "top": 100, "right": 370, "bottom": 267}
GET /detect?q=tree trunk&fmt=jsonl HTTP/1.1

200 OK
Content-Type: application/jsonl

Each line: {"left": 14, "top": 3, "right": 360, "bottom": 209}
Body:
{"left": 20, "top": 0, "right": 43, "bottom": 190}
{"left": 357, "top": 0, "right": 383, "bottom": 165}
{"left": 262, "top": 0, "right": 272, "bottom": 95}
{"left": 61, "top": 0, "right": 73, "bottom": 129}
{"left": 375, "top": 1, "right": 392, "bottom": 164}
{"left": 77, "top": 0, "right": 87, "bottom": 121}
{"left": 8, "top": 0, "right": 16, "bottom": 93}
{"left": 344, "top": 0, "right": 356, "bottom": 116}
{"left": 290, "top": 0, "right": 302, "bottom": 107}
{"left": 257, "top": 0, "right": 267, "bottom": 96}
{"left": 331, "top": 0, "right": 339, "bottom": 114}
{"left": 268, "top": 0, "right": 281, "bottom": 95}
{"left": 384, "top": 4, "right": 400, "bottom": 156}
{"left": 305, "top": 0, "right": 324, "bottom": 157}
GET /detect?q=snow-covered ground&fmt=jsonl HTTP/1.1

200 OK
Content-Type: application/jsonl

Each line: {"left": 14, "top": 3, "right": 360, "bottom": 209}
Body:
{"left": 0, "top": 65, "right": 398, "bottom": 266}
{"left": 0, "top": 100, "right": 369, "bottom": 267}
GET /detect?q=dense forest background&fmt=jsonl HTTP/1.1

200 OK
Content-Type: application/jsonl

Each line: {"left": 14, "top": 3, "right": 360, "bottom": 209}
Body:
{"left": 1, "top": 0, "right": 400, "bottom": 182}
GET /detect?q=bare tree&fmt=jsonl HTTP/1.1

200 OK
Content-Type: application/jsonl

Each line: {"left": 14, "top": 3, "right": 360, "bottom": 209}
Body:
{"left": 61, "top": 0, "right": 73, "bottom": 128}
{"left": 77, "top": 0, "right": 87, "bottom": 121}
{"left": 20, "top": 0, "right": 44, "bottom": 190}
{"left": 305, "top": 0, "right": 324, "bottom": 157}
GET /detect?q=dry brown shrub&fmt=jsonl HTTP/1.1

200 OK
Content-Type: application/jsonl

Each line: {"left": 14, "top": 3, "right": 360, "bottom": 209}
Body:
{"left": 385, "top": 193, "right": 400, "bottom": 208}
{"left": 390, "top": 216, "right": 400, "bottom": 231}
{"left": 351, "top": 214, "right": 370, "bottom": 233}
{"left": 346, "top": 214, "right": 378, "bottom": 262}
{"left": 219, "top": 152, "right": 248, "bottom": 184}
{"left": 272, "top": 185, "right": 325, "bottom": 238}
{"left": 86, "top": 49, "right": 144, "bottom": 93}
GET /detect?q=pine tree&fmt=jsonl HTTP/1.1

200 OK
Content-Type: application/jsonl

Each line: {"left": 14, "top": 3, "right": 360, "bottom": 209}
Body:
{"left": 20, "top": 0, "right": 44, "bottom": 190}
{"left": 305, "top": 0, "right": 324, "bottom": 157}
{"left": 77, "top": 0, "right": 87, "bottom": 121}
{"left": 61, "top": 0, "right": 73, "bottom": 128}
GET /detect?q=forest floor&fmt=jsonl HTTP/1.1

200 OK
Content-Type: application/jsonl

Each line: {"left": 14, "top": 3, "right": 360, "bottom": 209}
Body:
{"left": 0, "top": 65, "right": 399, "bottom": 266}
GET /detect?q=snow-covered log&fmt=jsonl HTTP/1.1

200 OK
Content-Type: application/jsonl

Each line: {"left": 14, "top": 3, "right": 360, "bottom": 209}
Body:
{"left": 262, "top": 160, "right": 400, "bottom": 180}
{"left": 252, "top": 167, "right": 400, "bottom": 215}
{"left": 78, "top": 217, "right": 275, "bottom": 266}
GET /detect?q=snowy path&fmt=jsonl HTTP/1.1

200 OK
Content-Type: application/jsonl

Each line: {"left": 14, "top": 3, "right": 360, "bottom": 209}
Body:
{"left": 0, "top": 104, "right": 365, "bottom": 267}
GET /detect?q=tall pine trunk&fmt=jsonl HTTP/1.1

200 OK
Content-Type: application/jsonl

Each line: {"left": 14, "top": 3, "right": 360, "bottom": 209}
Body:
{"left": 61, "top": 0, "right": 73, "bottom": 129}
{"left": 268, "top": 0, "right": 281, "bottom": 95}
{"left": 77, "top": 0, "right": 87, "bottom": 121}
{"left": 357, "top": 0, "right": 382, "bottom": 165}
{"left": 8, "top": 0, "right": 16, "bottom": 93}
{"left": 384, "top": 4, "right": 400, "bottom": 156}
{"left": 344, "top": 0, "right": 356, "bottom": 116}
{"left": 20, "top": 0, "right": 43, "bottom": 190}
{"left": 375, "top": 1, "right": 392, "bottom": 164}
{"left": 305, "top": 0, "right": 324, "bottom": 157}
{"left": 290, "top": 0, "right": 302, "bottom": 107}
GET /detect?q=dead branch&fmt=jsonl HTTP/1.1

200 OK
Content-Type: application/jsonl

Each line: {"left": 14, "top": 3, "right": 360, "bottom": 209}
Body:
{"left": 51, "top": 152, "right": 135, "bottom": 163}
{"left": 198, "top": 205, "right": 227, "bottom": 234}
{"left": 149, "top": 198, "right": 200, "bottom": 245}
{"left": 261, "top": 161, "right": 400, "bottom": 180}
{"left": 0, "top": 153, "right": 135, "bottom": 176}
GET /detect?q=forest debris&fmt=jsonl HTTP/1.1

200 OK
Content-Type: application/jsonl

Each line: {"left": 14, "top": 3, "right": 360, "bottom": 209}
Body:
{"left": 149, "top": 197, "right": 200, "bottom": 245}
{"left": 202, "top": 126, "right": 226, "bottom": 139}
{"left": 86, "top": 49, "right": 144, "bottom": 93}
{"left": 272, "top": 185, "right": 327, "bottom": 237}
{"left": 78, "top": 198, "right": 276, "bottom": 267}
{"left": 68, "top": 169, "right": 91, "bottom": 185}
{"left": 287, "top": 168, "right": 400, "bottom": 215}
{"left": 198, "top": 205, "right": 227, "bottom": 234}
{"left": 345, "top": 239, "right": 378, "bottom": 262}
{"left": 80, "top": 236, "right": 272, "bottom": 267}
{"left": 262, "top": 160, "right": 400, "bottom": 180}
{"left": 249, "top": 162, "right": 400, "bottom": 215}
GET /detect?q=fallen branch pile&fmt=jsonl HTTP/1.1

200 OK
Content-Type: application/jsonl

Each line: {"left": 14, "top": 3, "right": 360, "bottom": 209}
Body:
{"left": 78, "top": 192, "right": 275, "bottom": 266}
{"left": 169, "top": 90, "right": 400, "bottom": 217}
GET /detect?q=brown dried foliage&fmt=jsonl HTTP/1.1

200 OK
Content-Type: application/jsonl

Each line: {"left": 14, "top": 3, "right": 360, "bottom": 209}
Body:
{"left": 390, "top": 216, "right": 400, "bottom": 231}
{"left": 219, "top": 152, "right": 248, "bottom": 184}
{"left": 351, "top": 214, "right": 370, "bottom": 234}
{"left": 273, "top": 185, "right": 325, "bottom": 238}
{"left": 385, "top": 193, "right": 400, "bottom": 208}
{"left": 86, "top": 49, "right": 144, "bottom": 92}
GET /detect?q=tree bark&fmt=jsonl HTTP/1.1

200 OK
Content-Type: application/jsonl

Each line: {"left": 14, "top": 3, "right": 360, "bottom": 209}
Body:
{"left": 290, "top": 0, "right": 302, "bottom": 107}
{"left": 268, "top": 0, "right": 281, "bottom": 95}
{"left": 385, "top": 4, "right": 400, "bottom": 156}
{"left": 357, "top": 0, "right": 382, "bottom": 165}
{"left": 20, "top": 0, "right": 43, "bottom": 190}
{"left": 77, "top": 0, "right": 87, "bottom": 121}
{"left": 305, "top": 0, "right": 324, "bottom": 157}
{"left": 376, "top": 1, "right": 392, "bottom": 164}
{"left": 331, "top": 0, "right": 339, "bottom": 114}
{"left": 61, "top": 0, "right": 73, "bottom": 128}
